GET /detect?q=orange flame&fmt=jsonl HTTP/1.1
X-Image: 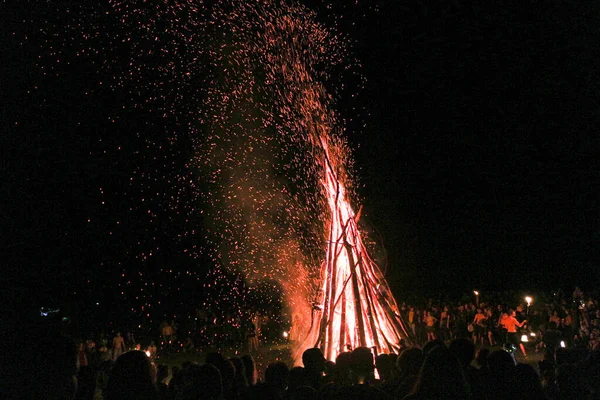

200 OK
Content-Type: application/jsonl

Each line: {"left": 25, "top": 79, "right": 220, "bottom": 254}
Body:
{"left": 261, "top": 14, "right": 411, "bottom": 363}
{"left": 295, "top": 137, "right": 410, "bottom": 361}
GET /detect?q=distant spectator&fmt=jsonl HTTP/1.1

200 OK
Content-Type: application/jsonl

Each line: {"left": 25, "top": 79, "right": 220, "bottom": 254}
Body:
{"left": 542, "top": 322, "right": 562, "bottom": 360}
{"left": 424, "top": 311, "right": 438, "bottom": 341}
{"left": 247, "top": 319, "right": 259, "bottom": 353}
{"left": 183, "top": 336, "right": 195, "bottom": 353}
{"left": 162, "top": 322, "right": 174, "bottom": 344}
{"left": 77, "top": 341, "right": 88, "bottom": 367}
{"left": 112, "top": 332, "right": 125, "bottom": 361}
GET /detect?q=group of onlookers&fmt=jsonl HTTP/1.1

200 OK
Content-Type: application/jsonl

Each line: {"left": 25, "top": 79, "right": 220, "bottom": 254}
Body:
{"left": 13, "top": 331, "right": 600, "bottom": 399}
{"left": 11, "top": 286, "right": 600, "bottom": 399}
{"left": 398, "top": 286, "right": 599, "bottom": 354}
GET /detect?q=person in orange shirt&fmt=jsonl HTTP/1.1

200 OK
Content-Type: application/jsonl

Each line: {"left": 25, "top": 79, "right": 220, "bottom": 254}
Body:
{"left": 408, "top": 306, "right": 416, "bottom": 336}
{"left": 501, "top": 310, "right": 528, "bottom": 356}
{"left": 549, "top": 311, "right": 562, "bottom": 328}
{"left": 424, "top": 311, "right": 438, "bottom": 341}
{"left": 162, "top": 323, "right": 175, "bottom": 342}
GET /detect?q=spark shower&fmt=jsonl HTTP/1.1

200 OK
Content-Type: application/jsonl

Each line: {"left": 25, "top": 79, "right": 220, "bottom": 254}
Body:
{"left": 196, "top": 1, "right": 410, "bottom": 360}
{"left": 79, "top": 0, "right": 410, "bottom": 360}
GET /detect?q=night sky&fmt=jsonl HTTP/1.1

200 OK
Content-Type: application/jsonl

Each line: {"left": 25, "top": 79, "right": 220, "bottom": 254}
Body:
{"left": 3, "top": 1, "right": 600, "bottom": 319}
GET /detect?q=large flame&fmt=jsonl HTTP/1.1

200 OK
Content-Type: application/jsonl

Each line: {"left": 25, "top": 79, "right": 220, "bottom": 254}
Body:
{"left": 262, "top": 11, "right": 411, "bottom": 362}
{"left": 294, "top": 135, "right": 410, "bottom": 361}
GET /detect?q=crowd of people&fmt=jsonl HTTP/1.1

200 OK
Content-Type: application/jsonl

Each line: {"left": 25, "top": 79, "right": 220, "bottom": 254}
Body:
{"left": 12, "top": 286, "right": 600, "bottom": 399}
{"left": 398, "top": 286, "right": 599, "bottom": 354}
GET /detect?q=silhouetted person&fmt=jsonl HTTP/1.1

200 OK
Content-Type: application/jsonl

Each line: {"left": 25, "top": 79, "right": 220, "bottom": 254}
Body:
{"left": 75, "top": 365, "right": 97, "bottom": 400}
{"left": 264, "top": 361, "right": 289, "bottom": 399}
{"left": 396, "top": 347, "right": 424, "bottom": 399}
{"left": 288, "top": 385, "right": 318, "bottom": 400}
{"left": 474, "top": 347, "right": 490, "bottom": 370}
{"left": 288, "top": 366, "right": 306, "bottom": 390}
{"left": 302, "top": 347, "right": 326, "bottom": 390}
{"left": 179, "top": 363, "right": 223, "bottom": 400}
{"left": 542, "top": 322, "right": 562, "bottom": 361}
{"left": 375, "top": 353, "right": 395, "bottom": 383}
{"left": 485, "top": 349, "right": 516, "bottom": 400}
{"left": 104, "top": 350, "right": 158, "bottom": 400}
{"left": 404, "top": 345, "right": 472, "bottom": 400}
{"left": 513, "top": 363, "right": 548, "bottom": 400}
{"left": 375, "top": 353, "right": 397, "bottom": 398}
{"left": 350, "top": 347, "right": 376, "bottom": 385}
{"left": 230, "top": 357, "right": 249, "bottom": 399}
{"left": 156, "top": 364, "right": 169, "bottom": 400}
{"left": 241, "top": 354, "right": 257, "bottom": 386}
{"left": 422, "top": 339, "right": 445, "bottom": 355}
{"left": 168, "top": 366, "right": 185, "bottom": 398}
{"left": 324, "top": 360, "right": 336, "bottom": 383}
{"left": 449, "top": 338, "right": 486, "bottom": 399}
{"left": 206, "top": 352, "right": 235, "bottom": 400}
{"left": 345, "top": 347, "right": 387, "bottom": 399}
{"left": 332, "top": 351, "right": 353, "bottom": 386}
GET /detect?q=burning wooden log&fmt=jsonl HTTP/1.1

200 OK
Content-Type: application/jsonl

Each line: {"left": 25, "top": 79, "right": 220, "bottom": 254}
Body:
{"left": 296, "top": 141, "right": 411, "bottom": 362}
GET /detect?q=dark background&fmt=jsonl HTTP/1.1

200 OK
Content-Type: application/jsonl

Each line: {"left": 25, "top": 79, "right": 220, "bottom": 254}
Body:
{"left": 344, "top": 1, "right": 600, "bottom": 295}
{"left": 3, "top": 1, "right": 600, "bottom": 321}
{"left": 342, "top": 1, "right": 600, "bottom": 290}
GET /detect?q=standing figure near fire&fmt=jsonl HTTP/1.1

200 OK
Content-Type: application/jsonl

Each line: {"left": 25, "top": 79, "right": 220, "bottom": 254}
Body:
{"left": 112, "top": 332, "right": 125, "bottom": 361}
{"left": 425, "top": 311, "right": 438, "bottom": 341}
{"left": 472, "top": 308, "right": 486, "bottom": 345}
{"left": 501, "top": 310, "right": 528, "bottom": 356}
{"left": 247, "top": 320, "right": 258, "bottom": 353}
